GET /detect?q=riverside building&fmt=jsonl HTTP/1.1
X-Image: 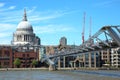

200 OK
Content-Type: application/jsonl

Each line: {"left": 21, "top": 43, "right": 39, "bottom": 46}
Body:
{"left": 0, "top": 9, "right": 40, "bottom": 68}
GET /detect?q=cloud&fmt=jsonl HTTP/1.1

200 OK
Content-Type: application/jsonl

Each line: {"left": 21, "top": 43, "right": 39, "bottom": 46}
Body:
{"left": 0, "top": 39, "right": 11, "bottom": 45}
{"left": 27, "top": 6, "right": 36, "bottom": 13}
{"left": 0, "top": 8, "right": 77, "bottom": 24}
{"left": 0, "top": 23, "right": 16, "bottom": 31}
{"left": 0, "top": 3, "right": 5, "bottom": 7}
{"left": 0, "top": 2, "right": 79, "bottom": 23}
{"left": 0, "top": 23, "right": 16, "bottom": 38}
{"left": 0, "top": 9, "right": 23, "bottom": 23}
{"left": 0, "top": 6, "right": 16, "bottom": 12}
{"left": 93, "top": 0, "right": 118, "bottom": 7}
{"left": 34, "top": 24, "right": 75, "bottom": 34}
{"left": 0, "top": 33, "right": 8, "bottom": 38}
{"left": 8, "top": 6, "right": 16, "bottom": 10}
{"left": 29, "top": 10, "right": 78, "bottom": 23}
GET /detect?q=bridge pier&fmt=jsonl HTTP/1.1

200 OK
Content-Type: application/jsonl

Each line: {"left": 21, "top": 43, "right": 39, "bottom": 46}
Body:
{"left": 89, "top": 53, "right": 91, "bottom": 68}
{"left": 49, "top": 64, "right": 56, "bottom": 71}
{"left": 83, "top": 54, "right": 86, "bottom": 67}
{"left": 63, "top": 56, "right": 66, "bottom": 68}
{"left": 58, "top": 57, "right": 61, "bottom": 69}
{"left": 94, "top": 53, "right": 96, "bottom": 68}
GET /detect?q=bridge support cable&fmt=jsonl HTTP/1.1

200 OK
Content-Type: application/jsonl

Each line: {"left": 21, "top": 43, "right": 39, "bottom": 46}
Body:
{"left": 96, "top": 37, "right": 110, "bottom": 47}
{"left": 105, "top": 27, "right": 120, "bottom": 46}
{"left": 115, "top": 26, "right": 120, "bottom": 33}
{"left": 104, "top": 31, "right": 109, "bottom": 42}
{"left": 80, "top": 26, "right": 120, "bottom": 51}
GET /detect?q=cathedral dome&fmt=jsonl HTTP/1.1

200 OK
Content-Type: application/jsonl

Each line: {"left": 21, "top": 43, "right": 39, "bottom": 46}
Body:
{"left": 17, "top": 21, "right": 33, "bottom": 31}
{"left": 16, "top": 9, "right": 33, "bottom": 33}
{"left": 12, "top": 9, "right": 40, "bottom": 46}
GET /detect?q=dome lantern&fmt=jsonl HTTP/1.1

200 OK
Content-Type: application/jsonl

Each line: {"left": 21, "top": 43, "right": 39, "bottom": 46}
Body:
{"left": 22, "top": 9, "right": 27, "bottom": 21}
{"left": 16, "top": 9, "right": 33, "bottom": 32}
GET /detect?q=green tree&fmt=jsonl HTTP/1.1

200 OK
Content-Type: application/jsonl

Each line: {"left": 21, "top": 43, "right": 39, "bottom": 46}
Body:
{"left": 0, "top": 65, "right": 2, "bottom": 68}
{"left": 32, "top": 60, "right": 38, "bottom": 68}
{"left": 105, "top": 61, "right": 110, "bottom": 67}
{"left": 14, "top": 58, "right": 21, "bottom": 68}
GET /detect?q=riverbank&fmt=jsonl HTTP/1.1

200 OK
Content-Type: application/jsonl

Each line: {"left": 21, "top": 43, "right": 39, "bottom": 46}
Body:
{"left": 0, "top": 67, "right": 120, "bottom": 71}
{"left": 0, "top": 67, "right": 48, "bottom": 71}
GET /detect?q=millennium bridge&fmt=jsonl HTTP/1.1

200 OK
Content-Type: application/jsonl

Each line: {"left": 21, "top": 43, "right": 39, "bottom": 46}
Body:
{"left": 41, "top": 25, "right": 120, "bottom": 71}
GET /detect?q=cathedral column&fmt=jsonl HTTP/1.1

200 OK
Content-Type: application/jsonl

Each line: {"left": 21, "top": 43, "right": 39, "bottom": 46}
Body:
{"left": 28, "top": 35, "right": 29, "bottom": 41}
{"left": 27, "top": 35, "right": 28, "bottom": 41}
{"left": 24, "top": 35, "right": 25, "bottom": 41}
{"left": 25, "top": 35, "right": 27, "bottom": 41}
{"left": 14, "top": 34, "right": 17, "bottom": 41}
{"left": 24, "top": 35, "right": 26, "bottom": 41}
{"left": 26, "top": 35, "right": 27, "bottom": 41}
{"left": 22, "top": 35, "right": 24, "bottom": 41}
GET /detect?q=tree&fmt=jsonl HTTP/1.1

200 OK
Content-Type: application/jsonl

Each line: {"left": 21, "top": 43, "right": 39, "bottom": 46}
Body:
{"left": 0, "top": 65, "right": 2, "bottom": 68}
{"left": 32, "top": 60, "right": 38, "bottom": 68}
{"left": 14, "top": 58, "right": 21, "bottom": 68}
{"left": 105, "top": 61, "right": 110, "bottom": 67}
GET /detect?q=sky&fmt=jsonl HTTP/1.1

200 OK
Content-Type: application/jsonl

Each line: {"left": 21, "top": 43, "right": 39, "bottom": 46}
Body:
{"left": 0, "top": 0, "right": 120, "bottom": 45}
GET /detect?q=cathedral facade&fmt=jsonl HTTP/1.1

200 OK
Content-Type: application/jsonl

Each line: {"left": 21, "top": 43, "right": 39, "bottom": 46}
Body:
{"left": 12, "top": 9, "right": 40, "bottom": 46}
{"left": 0, "top": 10, "right": 41, "bottom": 68}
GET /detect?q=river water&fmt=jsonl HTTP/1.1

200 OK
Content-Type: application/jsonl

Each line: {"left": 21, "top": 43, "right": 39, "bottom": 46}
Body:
{"left": 0, "top": 70, "right": 120, "bottom": 80}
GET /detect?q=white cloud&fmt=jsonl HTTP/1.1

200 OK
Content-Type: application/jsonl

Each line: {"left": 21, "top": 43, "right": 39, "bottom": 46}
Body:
{"left": 0, "top": 3, "right": 5, "bottom": 7}
{"left": 27, "top": 6, "right": 36, "bottom": 13}
{"left": 0, "top": 37, "right": 12, "bottom": 44}
{"left": 34, "top": 24, "right": 75, "bottom": 34}
{"left": 93, "top": 0, "right": 120, "bottom": 7}
{"left": 0, "top": 23, "right": 17, "bottom": 31}
{"left": 0, "top": 5, "right": 16, "bottom": 12}
{"left": 29, "top": 15, "right": 60, "bottom": 22}
{"left": 0, "top": 23, "right": 16, "bottom": 38}
{"left": 8, "top": 6, "right": 16, "bottom": 10}
{"left": 0, "top": 8, "right": 68, "bottom": 23}
{"left": 29, "top": 10, "right": 78, "bottom": 23}
{"left": 0, "top": 23, "right": 16, "bottom": 44}
{"left": 0, "top": 33, "right": 8, "bottom": 38}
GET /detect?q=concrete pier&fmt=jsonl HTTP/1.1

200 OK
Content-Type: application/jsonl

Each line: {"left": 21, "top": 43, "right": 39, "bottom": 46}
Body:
{"left": 49, "top": 64, "right": 56, "bottom": 71}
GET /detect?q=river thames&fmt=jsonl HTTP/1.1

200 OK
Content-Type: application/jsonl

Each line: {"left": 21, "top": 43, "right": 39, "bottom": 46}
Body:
{"left": 0, "top": 70, "right": 120, "bottom": 80}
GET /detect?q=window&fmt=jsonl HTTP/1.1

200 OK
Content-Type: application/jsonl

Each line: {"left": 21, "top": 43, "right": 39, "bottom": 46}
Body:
{"left": 23, "top": 54, "right": 25, "bottom": 57}
{"left": 4, "top": 51, "right": 10, "bottom": 57}
{"left": 0, "top": 50, "right": 2, "bottom": 57}
{"left": 27, "top": 54, "right": 29, "bottom": 57}
{"left": 4, "top": 62, "right": 9, "bottom": 66}
{"left": 23, "top": 65, "right": 25, "bottom": 67}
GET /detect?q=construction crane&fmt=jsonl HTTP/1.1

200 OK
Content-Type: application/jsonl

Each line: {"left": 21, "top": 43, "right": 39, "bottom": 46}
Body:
{"left": 89, "top": 16, "right": 92, "bottom": 38}
{"left": 82, "top": 12, "right": 86, "bottom": 44}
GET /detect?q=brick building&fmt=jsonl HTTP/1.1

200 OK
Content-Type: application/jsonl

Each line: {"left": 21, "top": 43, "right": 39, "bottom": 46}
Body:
{"left": 14, "top": 49, "right": 39, "bottom": 68}
{"left": 0, "top": 10, "right": 41, "bottom": 68}
{"left": 0, "top": 45, "right": 39, "bottom": 68}
{"left": 0, "top": 46, "right": 13, "bottom": 68}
